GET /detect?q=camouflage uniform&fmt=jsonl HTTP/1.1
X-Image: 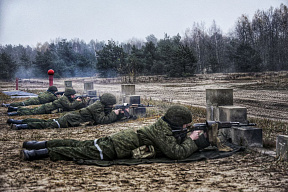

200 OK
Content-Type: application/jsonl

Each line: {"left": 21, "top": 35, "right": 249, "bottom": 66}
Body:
{"left": 20, "top": 105, "right": 210, "bottom": 162}
{"left": 10, "top": 87, "right": 58, "bottom": 107}
{"left": 46, "top": 117, "right": 198, "bottom": 161}
{"left": 22, "top": 100, "right": 118, "bottom": 129}
{"left": 17, "top": 95, "right": 84, "bottom": 115}
{"left": 20, "top": 93, "right": 119, "bottom": 129}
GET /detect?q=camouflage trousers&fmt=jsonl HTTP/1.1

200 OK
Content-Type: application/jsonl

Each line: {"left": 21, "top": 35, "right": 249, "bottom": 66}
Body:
{"left": 23, "top": 111, "right": 86, "bottom": 129}
{"left": 47, "top": 137, "right": 117, "bottom": 161}
{"left": 18, "top": 105, "right": 47, "bottom": 115}
{"left": 10, "top": 97, "right": 40, "bottom": 107}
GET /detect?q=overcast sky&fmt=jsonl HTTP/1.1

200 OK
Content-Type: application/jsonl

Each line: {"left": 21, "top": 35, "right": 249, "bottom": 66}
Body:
{"left": 0, "top": 0, "right": 286, "bottom": 47}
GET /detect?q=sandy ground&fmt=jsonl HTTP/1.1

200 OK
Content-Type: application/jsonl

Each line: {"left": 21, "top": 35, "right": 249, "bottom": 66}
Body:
{"left": 0, "top": 72, "right": 288, "bottom": 191}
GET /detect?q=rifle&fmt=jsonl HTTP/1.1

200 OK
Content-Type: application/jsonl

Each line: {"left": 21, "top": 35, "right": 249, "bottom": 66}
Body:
{"left": 114, "top": 103, "right": 133, "bottom": 118}
{"left": 75, "top": 94, "right": 99, "bottom": 105}
{"left": 171, "top": 120, "right": 257, "bottom": 144}
{"left": 55, "top": 91, "right": 65, "bottom": 96}
{"left": 172, "top": 121, "right": 257, "bottom": 134}
{"left": 190, "top": 121, "right": 257, "bottom": 132}
{"left": 114, "top": 103, "right": 153, "bottom": 119}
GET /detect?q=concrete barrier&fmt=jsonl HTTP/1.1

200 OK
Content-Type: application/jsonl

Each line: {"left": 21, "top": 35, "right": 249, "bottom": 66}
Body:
{"left": 217, "top": 106, "right": 247, "bottom": 123}
{"left": 222, "top": 126, "right": 263, "bottom": 148}
{"left": 123, "top": 95, "right": 141, "bottom": 104}
{"left": 84, "top": 82, "right": 94, "bottom": 93}
{"left": 64, "top": 81, "right": 73, "bottom": 88}
{"left": 121, "top": 84, "right": 135, "bottom": 95}
{"left": 206, "top": 88, "right": 263, "bottom": 148}
{"left": 276, "top": 135, "right": 288, "bottom": 161}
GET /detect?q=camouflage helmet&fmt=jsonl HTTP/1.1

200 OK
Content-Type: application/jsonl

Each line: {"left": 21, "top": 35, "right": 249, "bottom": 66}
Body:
{"left": 48, "top": 86, "right": 58, "bottom": 92}
{"left": 164, "top": 105, "right": 192, "bottom": 126}
{"left": 100, "top": 93, "right": 116, "bottom": 106}
{"left": 64, "top": 88, "right": 76, "bottom": 96}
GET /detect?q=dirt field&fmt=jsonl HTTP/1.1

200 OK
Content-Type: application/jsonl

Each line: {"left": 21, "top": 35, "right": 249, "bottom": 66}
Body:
{"left": 0, "top": 72, "right": 288, "bottom": 191}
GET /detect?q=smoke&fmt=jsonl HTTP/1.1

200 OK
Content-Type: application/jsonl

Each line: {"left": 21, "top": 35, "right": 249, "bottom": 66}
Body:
{"left": 14, "top": 66, "right": 36, "bottom": 79}
{"left": 13, "top": 65, "right": 98, "bottom": 79}
{"left": 98, "top": 69, "right": 118, "bottom": 78}
{"left": 56, "top": 67, "right": 97, "bottom": 78}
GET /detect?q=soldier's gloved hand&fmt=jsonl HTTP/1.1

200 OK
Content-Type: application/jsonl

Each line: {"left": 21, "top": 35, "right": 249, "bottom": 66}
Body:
{"left": 194, "top": 134, "right": 211, "bottom": 150}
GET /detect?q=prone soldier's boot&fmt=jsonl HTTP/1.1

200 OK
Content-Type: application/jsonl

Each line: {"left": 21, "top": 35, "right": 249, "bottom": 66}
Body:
{"left": 7, "top": 106, "right": 18, "bottom": 112}
{"left": 7, "top": 112, "right": 19, "bottom": 116}
{"left": 11, "top": 124, "right": 29, "bottom": 130}
{"left": 23, "top": 141, "right": 47, "bottom": 150}
{"left": 7, "top": 119, "right": 23, "bottom": 124}
{"left": 2, "top": 103, "right": 10, "bottom": 107}
{"left": 21, "top": 149, "right": 49, "bottom": 161}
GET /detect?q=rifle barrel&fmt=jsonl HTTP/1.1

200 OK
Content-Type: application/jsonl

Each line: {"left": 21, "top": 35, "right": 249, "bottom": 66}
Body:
{"left": 191, "top": 121, "right": 257, "bottom": 131}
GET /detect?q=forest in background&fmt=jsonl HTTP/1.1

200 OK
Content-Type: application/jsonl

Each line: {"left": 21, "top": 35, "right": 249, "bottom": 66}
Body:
{"left": 0, "top": 4, "right": 287, "bottom": 80}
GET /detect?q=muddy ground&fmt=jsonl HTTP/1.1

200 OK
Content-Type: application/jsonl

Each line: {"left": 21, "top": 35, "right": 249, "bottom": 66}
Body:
{"left": 0, "top": 72, "right": 288, "bottom": 191}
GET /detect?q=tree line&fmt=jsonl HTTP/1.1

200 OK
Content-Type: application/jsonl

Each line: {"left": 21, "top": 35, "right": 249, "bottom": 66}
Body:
{"left": 0, "top": 4, "right": 287, "bottom": 81}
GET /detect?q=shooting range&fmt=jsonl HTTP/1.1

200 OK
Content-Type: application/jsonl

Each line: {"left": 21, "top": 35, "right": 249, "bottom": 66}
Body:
{"left": 0, "top": 72, "right": 288, "bottom": 191}
{"left": 1, "top": 1, "right": 287, "bottom": 190}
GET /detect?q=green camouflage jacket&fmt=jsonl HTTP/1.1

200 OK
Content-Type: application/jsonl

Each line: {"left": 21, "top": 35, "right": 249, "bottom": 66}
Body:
{"left": 43, "top": 95, "right": 82, "bottom": 112}
{"left": 37, "top": 91, "right": 58, "bottom": 104}
{"left": 79, "top": 100, "right": 118, "bottom": 124}
{"left": 10, "top": 91, "right": 58, "bottom": 107}
{"left": 110, "top": 117, "right": 198, "bottom": 160}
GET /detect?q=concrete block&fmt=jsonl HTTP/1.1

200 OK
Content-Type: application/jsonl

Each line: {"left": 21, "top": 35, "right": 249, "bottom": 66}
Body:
{"left": 206, "top": 89, "right": 233, "bottom": 106}
{"left": 64, "top": 81, "right": 72, "bottom": 87}
{"left": 276, "top": 135, "right": 288, "bottom": 161}
{"left": 207, "top": 105, "right": 247, "bottom": 122}
{"left": 206, "top": 106, "right": 217, "bottom": 121}
{"left": 84, "top": 82, "right": 94, "bottom": 93}
{"left": 218, "top": 106, "right": 247, "bottom": 123}
{"left": 122, "top": 95, "right": 141, "bottom": 105}
{"left": 130, "top": 107, "right": 146, "bottom": 117}
{"left": 220, "top": 126, "right": 263, "bottom": 147}
{"left": 121, "top": 84, "right": 135, "bottom": 95}
{"left": 87, "top": 90, "right": 97, "bottom": 97}
{"left": 124, "top": 95, "right": 140, "bottom": 104}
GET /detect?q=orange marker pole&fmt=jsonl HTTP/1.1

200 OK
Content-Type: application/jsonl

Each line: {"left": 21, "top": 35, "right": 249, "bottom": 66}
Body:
{"left": 48, "top": 69, "right": 55, "bottom": 86}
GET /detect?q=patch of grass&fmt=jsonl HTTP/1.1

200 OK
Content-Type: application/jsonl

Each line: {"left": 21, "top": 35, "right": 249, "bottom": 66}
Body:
{"left": 232, "top": 71, "right": 288, "bottom": 90}
{"left": 0, "top": 92, "right": 11, "bottom": 104}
